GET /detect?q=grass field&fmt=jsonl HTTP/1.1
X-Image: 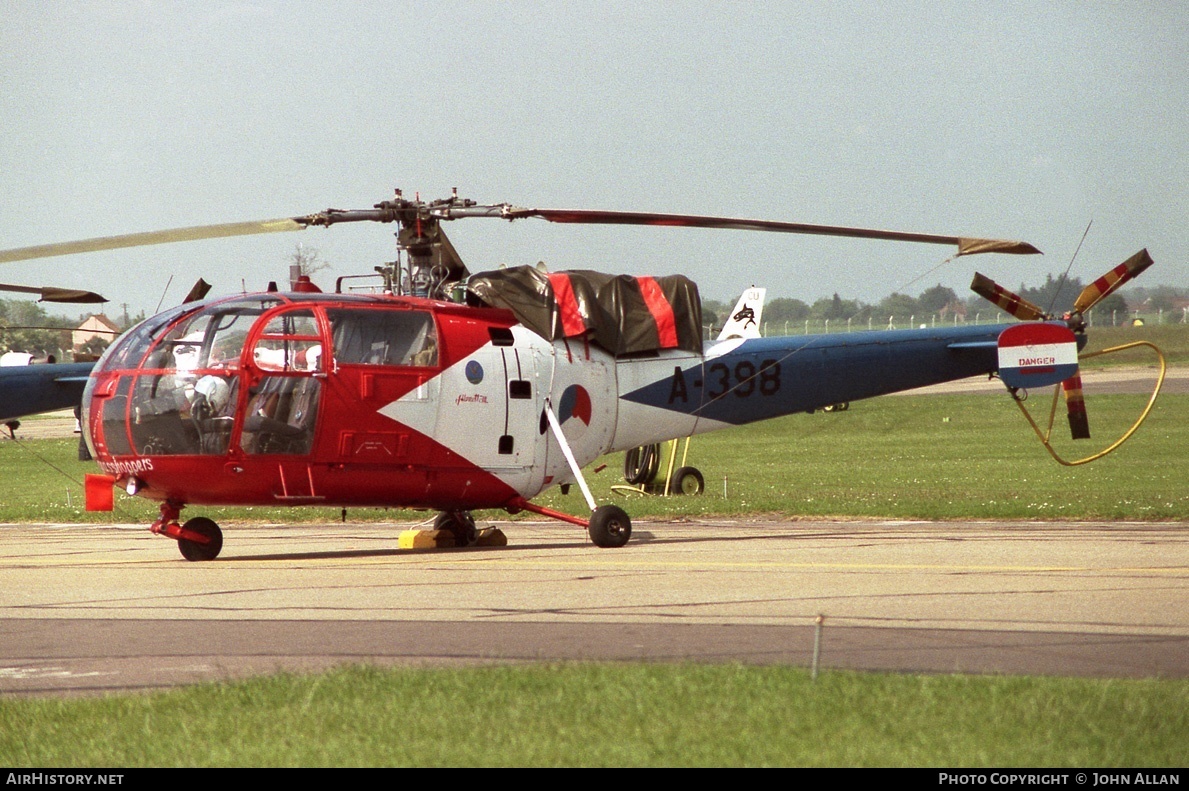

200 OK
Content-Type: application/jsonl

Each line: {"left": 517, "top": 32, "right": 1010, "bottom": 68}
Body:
{"left": 1080, "top": 323, "right": 1189, "bottom": 367}
{"left": 2, "top": 665, "right": 1186, "bottom": 767}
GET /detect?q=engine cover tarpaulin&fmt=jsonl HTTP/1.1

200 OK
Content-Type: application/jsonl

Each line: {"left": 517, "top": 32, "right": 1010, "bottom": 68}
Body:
{"left": 466, "top": 266, "right": 702, "bottom": 355}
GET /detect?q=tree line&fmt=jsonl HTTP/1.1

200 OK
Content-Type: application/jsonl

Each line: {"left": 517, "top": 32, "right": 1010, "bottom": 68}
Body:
{"left": 703, "top": 274, "right": 1187, "bottom": 331}
{"left": 0, "top": 299, "right": 139, "bottom": 362}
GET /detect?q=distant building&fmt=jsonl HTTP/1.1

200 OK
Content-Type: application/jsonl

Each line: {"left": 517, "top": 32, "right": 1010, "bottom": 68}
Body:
{"left": 72, "top": 314, "right": 121, "bottom": 353}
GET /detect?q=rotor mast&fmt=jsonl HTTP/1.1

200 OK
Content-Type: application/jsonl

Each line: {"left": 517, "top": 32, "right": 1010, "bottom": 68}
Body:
{"left": 296, "top": 189, "right": 475, "bottom": 299}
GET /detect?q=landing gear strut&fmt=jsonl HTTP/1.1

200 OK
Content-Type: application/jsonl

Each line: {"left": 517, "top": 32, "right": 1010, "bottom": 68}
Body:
{"left": 434, "top": 510, "right": 478, "bottom": 547}
{"left": 507, "top": 498, "right": 634, "bottom": 549}
{"left": 531, "top": 398, "right": 633, "bottom": 548}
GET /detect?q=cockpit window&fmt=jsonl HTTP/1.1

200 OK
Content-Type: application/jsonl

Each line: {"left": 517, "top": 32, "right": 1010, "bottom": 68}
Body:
{"left": 143, "top": 300, "right": 279, "bottom": 372}
{"left": 250, "top": 309, "right": 323, "bottom": 372}
{"left": 130, "top": 371, "right": 238, "bottom": 455}
{"left": 327, "top": 308, "right": 438, "bottom": 367}
{"left": 122, "top": 297, "right": 281, "bottom": 456}
{"left": 97, "top": 303, "right": 193, "bottom": 373}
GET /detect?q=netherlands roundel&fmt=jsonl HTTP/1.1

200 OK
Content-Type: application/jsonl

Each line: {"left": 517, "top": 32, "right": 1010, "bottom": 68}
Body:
{"left": 558, "top": 384, "right": 593, "bottom": 427}
{"left": 997, "top": 323, "right": 1079, "bottom": 389}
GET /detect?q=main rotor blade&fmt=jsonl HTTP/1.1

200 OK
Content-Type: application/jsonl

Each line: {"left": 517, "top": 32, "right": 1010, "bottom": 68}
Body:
{"left": 506, "top": 208, "right": 1043, "bottom": 256}
{"left": 970, "top": 272, "right": 1047, "bottom": 320}
{"left": 1073, "top": 248, "right": 1154, "bottom": 314}
{"left": 0, "top": 283, "right": 108, "bottom": 303}
{"left": 0, "top": 218, "right": 308, "bottom": 264}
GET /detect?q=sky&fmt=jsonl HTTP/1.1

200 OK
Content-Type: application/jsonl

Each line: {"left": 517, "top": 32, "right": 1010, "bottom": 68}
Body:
{"left": 2, "top": 1, "right": 1185, "bottom": 319}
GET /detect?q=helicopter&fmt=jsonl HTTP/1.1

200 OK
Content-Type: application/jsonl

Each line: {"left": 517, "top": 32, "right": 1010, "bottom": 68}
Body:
{"left": 0, "top": 282, "right": 108, "bottom": 427}
{"left": 0, "top": 190, "right": 1159, "bottom": 560}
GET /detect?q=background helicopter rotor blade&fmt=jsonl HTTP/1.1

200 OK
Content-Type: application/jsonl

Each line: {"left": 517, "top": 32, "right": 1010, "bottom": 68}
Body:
{"left": 0, "top": 218, "right": 309, "bottom": 264}
{"left": 1073, "top": 248, "right": 1154, "bottom": 314}
{"left": 969, "top": 272, "right": 1047, "bottom": 320}
{"left": 0, "top": 282, "right": 108, "bottom": 303}
{"left": 504, "top": 207, "right": 1043, "bottom": 257}
{"left": 183, "top": 278, "right": 212, "bottom": 303}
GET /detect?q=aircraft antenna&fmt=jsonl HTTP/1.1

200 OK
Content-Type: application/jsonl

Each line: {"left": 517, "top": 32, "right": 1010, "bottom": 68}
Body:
{"left": 155, "top": 275, "right": 174, "bottom": 314}
{"left": 1046, "top": 220, "right": 1092, "bottom": 316}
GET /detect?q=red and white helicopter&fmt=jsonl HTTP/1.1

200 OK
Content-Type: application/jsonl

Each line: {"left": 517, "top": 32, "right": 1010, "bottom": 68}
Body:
{"left": 0, "top": 191, "right": 1159, "bottom": 559}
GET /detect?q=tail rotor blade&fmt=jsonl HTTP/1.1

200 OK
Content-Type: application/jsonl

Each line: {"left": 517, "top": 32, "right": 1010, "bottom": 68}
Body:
{"left": 1062, "top": 374, "right": 1091, "bottom": 440}
{"left": 1073, "top": 249, "right": 1154, "bottom": 314}
{"left": 971, "top": 272, "right": 1047, "bottom": 320}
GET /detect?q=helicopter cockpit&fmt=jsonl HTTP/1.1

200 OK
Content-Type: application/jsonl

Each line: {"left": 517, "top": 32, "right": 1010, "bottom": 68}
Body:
{"left": 85, "top": 293, "right": 442, "bottom": 465}
{"left": 88, "top": 296, "right": 283, "bottom": 458}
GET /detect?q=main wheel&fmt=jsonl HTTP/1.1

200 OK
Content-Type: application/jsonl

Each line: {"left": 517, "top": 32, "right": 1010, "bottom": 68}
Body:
{"left": 178, "top": 517, "right": 223, "bottom": 562}
{"left": 671, "top": 466, "right": 705, "bottom": 495}
{"left": 588, "top": 504, "right": 632, "bottom": 548}
{"left": 434, "top": 511, "right": 478, "bottom": 547}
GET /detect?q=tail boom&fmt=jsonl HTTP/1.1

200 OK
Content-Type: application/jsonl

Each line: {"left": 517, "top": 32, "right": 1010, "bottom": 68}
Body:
{"left": 615, "top": 324, "right": 1018, "bottom": 445}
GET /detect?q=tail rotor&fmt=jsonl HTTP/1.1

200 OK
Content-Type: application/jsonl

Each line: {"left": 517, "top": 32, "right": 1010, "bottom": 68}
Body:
{"left": 972, "top": 249, "right": 1158, "bottom": 456}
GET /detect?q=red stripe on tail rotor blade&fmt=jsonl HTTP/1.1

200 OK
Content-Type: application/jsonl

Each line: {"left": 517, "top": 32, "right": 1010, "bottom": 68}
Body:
{"left": 1080, "top": 266, "right": 1130, "bottom": 308}
{"left": 1074, "top": 249, "right": 1154, "bottom": 313}
{"left": 547, "top": 273, "right": 587, "bottom": 338}
{"left": 637, "top": 277, "right": 679, "bottom": 348}
{"left": 971, "top": 273, "right": 1046, "bottom": 320}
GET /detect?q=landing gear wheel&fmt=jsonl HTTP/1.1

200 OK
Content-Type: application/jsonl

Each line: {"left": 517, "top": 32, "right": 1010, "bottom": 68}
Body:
{"left": 822, "top": 402, "right": 850, "bottom": 412}
{"left": 588, "top": 504, "right": 632, "bottom": 548}
{"left": 434, "top": 511, "right": 478, "bottom": 547}
{"left": 178, "top": 517, "right": 223, "bottom": 562}
{"left": 671, "top": 466, "right": 705, "bottom": 495}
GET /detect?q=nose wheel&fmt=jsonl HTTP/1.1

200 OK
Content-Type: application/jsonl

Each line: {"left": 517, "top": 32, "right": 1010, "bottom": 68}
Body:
{"left": 177, "top": 517, "right": 224, "bottom": 561}
{"left": 150, "top": 503, "right": 224, "bottom": 561}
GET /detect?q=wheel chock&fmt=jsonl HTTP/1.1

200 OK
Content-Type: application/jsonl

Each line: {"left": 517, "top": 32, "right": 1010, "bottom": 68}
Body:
{"left": 398, "top": 529, "right": 454, "bottom": 549}
{"left": 397, "top": 527, "right": 508, "bottom": 550}
{"left": 475, "top": 527, "right": 507, "bottom": 547}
